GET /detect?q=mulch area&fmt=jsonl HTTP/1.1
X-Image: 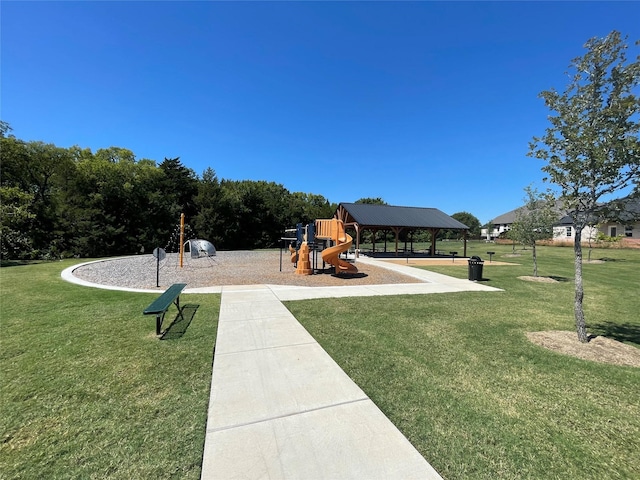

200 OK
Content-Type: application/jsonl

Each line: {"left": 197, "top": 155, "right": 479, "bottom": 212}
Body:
{"left": 72, "top": 250, "right": 423, "bottom": 290}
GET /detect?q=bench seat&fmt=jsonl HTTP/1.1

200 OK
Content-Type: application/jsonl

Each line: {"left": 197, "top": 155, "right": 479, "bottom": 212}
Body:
{"left": 143, "top": 283, "right": 187, "bottom": 335}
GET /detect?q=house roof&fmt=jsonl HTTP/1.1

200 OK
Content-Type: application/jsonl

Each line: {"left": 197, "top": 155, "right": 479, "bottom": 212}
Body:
{"left": 337, "top": 203, "right": 469, "bottom": 230}
{"left": 609, "top": 196, "right": 640, "bottom": 223}
{"left": 491, "top": 200, "right": 566, "bottom": 225}
{"left": 490, "top": 196, "right": 640, "bottom": 226}
{"left": 491, "top": 208, "right": 520, "bottom": 225}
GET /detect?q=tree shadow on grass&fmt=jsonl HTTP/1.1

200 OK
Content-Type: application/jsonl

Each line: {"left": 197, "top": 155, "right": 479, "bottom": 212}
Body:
{"left": 0, "top": 260, "right": 44, "bottom": 267}
{"left": 589, "top": 321, "right": 640, "bottom": 346}
{"left": 160, "top": 304, "right": 199, "bottom": 340}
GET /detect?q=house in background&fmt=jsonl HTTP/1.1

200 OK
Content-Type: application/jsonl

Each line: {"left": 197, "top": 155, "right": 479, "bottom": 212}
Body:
{"left": 483, "top": 197, "right": 640, "bottom": 246}
{"left": 597, "top": 197, "right": 640, "bottom": 246}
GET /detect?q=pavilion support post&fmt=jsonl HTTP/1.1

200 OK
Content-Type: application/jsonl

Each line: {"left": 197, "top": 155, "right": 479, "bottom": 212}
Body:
{"left": 430, "top": 228, "right": 440, "bottom": 256}
{"left": 463, "top": 230, "right": 468, "bottom": 257}
{"left": 392, "top": 227, "right": 402, "bottom": 256}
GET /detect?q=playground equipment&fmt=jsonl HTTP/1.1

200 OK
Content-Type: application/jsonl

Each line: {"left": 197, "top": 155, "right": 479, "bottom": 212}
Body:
{"left": 290, "top": 223, "right": 315, "bottom": 275}
{"left": 295, "top": 241, "right": 313, "bottom": 275}
{"left": 280, "top": 219, "right": 357, "bottom": 275}
{"left": 184, "top": 239, "right": 216, "bottom": 258}
{"left": 316, "top": 218, "right": 358, "bottom": 275}
{"left": 164, "top": 214, "right": 216, "bottom": 267}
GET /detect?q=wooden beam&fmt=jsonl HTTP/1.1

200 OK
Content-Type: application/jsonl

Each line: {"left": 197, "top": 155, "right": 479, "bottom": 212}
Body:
{"left": 463, "top": 230, "right": 468, "bottom": 257}
{"left": 391, "top": 227, "right": 402, "bottom": 256}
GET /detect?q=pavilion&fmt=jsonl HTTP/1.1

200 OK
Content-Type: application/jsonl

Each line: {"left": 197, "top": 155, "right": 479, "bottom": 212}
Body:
{"left": 335, "top": 202, "right": 470, "bottom": 257}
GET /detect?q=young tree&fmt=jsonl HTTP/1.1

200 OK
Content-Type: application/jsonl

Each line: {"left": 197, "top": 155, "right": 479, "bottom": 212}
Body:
{"left": 509, "top": 187, "right": 558, "bottom": 277}
{"left": 528, "top": 31, "right": 640, "bottom": 342}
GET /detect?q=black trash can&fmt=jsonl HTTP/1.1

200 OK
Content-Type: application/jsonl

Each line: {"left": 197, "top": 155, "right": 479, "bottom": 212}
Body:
{"left": 468, "top": 256, "right": 484, "bottom": 281}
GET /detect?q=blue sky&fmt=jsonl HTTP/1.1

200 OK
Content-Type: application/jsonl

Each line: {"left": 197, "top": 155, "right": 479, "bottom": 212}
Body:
{"left": 3, "top": 1, "right": 639, "bottom": 224}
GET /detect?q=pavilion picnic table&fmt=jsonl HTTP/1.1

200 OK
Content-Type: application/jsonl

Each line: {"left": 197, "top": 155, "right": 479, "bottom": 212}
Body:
{"left": 143, "top": 283, "right": 187, "bottom": 336}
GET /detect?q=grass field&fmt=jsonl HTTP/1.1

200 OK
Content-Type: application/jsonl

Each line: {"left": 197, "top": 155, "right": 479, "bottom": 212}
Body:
{"left": 1, "top": 260, "right": 219, "bottom": 479}
{"left": 1, "top": 243, "right": 638, "bottom": 479}
{"left": 288, "top": 242, "right": 640, "bottom": 479}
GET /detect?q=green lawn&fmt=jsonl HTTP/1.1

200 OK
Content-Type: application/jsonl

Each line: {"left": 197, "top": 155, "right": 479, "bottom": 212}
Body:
{"left": 287, "top": 242, "right": 640, "bottom": 479}
{"left": 2, "top": 245, "right": 639, "bottom": 479}
{"left": 1, "top": 260, "right": 219, "bottom": 479}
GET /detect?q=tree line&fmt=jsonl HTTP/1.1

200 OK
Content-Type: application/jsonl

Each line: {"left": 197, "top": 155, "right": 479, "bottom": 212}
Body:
{"left": 0, "top": 124, "right": 336, "bottom": 259}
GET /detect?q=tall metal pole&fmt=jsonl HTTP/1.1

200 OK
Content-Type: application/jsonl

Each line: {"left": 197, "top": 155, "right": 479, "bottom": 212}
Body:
{"left": 179, "top": 213, "right": 185, "bottom": 268}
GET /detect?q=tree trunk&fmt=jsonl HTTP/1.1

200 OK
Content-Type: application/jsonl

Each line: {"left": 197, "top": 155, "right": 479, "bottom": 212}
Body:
{"left": 532, "top": 242, "right": 538, "bottom": 277}
{"left": 574, "top": 226, "right": 589, "bottom": 343}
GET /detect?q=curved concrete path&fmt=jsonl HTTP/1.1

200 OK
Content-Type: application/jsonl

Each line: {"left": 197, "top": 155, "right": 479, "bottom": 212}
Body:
{"left": 62, "top": 257, "right": 502, "bottom": 479}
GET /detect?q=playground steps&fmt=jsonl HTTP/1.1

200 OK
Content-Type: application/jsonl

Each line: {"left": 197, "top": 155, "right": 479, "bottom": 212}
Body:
{"left": 295, "top": 242, "right": 313, "bottom": 275}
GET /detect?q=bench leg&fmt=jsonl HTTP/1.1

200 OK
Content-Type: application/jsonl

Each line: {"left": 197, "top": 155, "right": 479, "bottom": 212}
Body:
{"left": 156, "top": 313, "right": 165, "bottom": 336}
{"left": 173, "top": 296, "right": 186, "bottom": 322}
{"left": 155, "top": 296, "right": 186, "bottom": 337}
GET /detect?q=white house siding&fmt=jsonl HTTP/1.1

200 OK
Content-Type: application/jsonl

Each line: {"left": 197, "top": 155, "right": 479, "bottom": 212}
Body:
{"left": 551, "top": 225, "right": 598, "bottom": 243}
{"left": 598, "top": 222, "right": 640, "bottom": 239}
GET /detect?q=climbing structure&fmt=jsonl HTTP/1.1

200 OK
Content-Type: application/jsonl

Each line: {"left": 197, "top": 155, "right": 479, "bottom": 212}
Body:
{"left": 295, "top": 242, "right": 313, "bottom": 275}
{"left": 315, "top": 218, "right": 358, "bottom": 275}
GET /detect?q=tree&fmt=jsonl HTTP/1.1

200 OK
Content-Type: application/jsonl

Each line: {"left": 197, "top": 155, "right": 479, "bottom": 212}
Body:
{"left": 159, "top": 157, "right": 199, "bottom": 222}
{"left": 0, "top": 138, "right": 75, "bottom": 256}
{"left": 0, "top": 186, "right": 35, "bottom": 259}
{"left": 451, "top": 211, "right": 481, "bottom": 239}
{"left": 528, "top": 31, "right": 640, "bottom": 342}
{"left": 0, "top": 120, "right": 12, "bottom": 137}
{"left": 509, "top": 187, "right": 558, "bottom": 277}
{"left": 355, "top": 197, "right": 387, "bottom": 205}
{"left": 193, "top": 168, "right": 224, "bottom": 246}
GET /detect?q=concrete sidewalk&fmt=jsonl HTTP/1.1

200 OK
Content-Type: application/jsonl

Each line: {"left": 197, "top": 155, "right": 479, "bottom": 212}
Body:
{"left": 201, "top": 287, "right": 443, "bottom": 479}
{"left": 200, "top": 260, "right": 501, "bottom": 479}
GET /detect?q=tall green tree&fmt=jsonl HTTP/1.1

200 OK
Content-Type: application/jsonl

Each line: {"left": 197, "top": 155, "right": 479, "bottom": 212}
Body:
{"left": 0, "top": 137, "right": 74, "bottom": 256}
{"left": 68, "top": 150, "right": 168, "bottom": 256}
{"left": 159, "top": 157, "right": 199, "bottom": 222}
{"left": 528, "top": 31, "right": 640, "bottom": 342}
{"left": 451, "top": 211, "right": 481, "bottom": 239}
{"left": 193, "top": 168, "right": 224, "bottom": 246}
{"left": 0, "top": 186, "right": 35, "bottom": 259}
{"left": 288, "top": 192, "right": 335, "bottom": 225}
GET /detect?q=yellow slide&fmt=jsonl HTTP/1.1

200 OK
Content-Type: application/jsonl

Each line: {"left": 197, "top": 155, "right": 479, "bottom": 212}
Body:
{"left": 317, "top": 218, "right": 358, "bottom": 275}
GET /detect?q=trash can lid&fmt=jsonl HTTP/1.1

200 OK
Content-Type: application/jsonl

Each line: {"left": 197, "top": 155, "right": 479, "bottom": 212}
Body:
{"left": 470, "top": 255, "right": 482, "bottom": 261}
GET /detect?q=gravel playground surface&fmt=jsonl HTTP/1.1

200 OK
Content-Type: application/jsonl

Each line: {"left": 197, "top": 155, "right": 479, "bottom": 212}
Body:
{"left": 72, "top": 250, "right": 423, "bottom": 290}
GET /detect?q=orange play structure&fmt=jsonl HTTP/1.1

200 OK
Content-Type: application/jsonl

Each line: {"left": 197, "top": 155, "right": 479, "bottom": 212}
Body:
{"left": 315, "top": 218, "right": 358, "bottom": 275}
{"left": 289, "top": 228, "right": 312, "bottom": 275}
{"left": 294, "top": 241, "right": 313, "bottom": 275}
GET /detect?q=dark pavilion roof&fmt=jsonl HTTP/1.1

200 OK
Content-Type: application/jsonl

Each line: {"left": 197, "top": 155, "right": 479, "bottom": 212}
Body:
{"left": 337, "top": 203, "right": 469, "bottom": 230}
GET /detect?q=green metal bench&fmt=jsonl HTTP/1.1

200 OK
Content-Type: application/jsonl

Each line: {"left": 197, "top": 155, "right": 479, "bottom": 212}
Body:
{"left": 143, "top": 283, "right": 187, "bottom": 335}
